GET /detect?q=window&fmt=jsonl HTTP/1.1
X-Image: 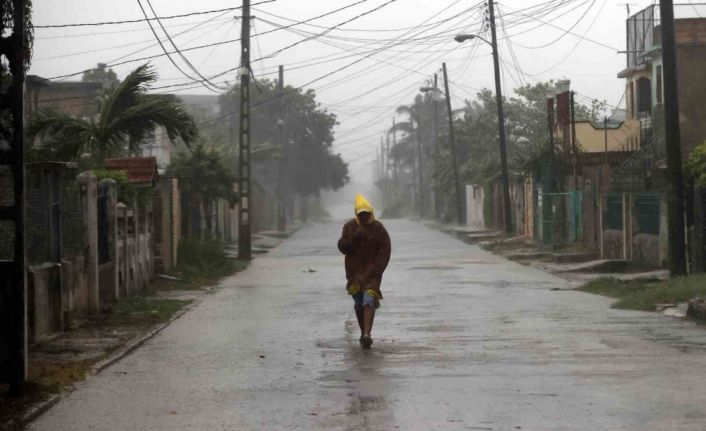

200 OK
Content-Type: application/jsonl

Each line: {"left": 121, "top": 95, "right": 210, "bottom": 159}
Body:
{"left": 637, "top": 77, "right": 652, "bottom": 114}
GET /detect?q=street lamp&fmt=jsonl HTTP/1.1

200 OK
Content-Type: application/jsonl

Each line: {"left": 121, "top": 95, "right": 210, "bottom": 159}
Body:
{"left": 456, "top": 13, "right": 513, "bottom": 234}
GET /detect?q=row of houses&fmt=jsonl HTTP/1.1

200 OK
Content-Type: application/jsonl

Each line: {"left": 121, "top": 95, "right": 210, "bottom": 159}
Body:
{"left": 466, "top": 5, "right": 706, "bottom": 270}
{"left": 1, "top": 74, "right": 307, "bottom": 344}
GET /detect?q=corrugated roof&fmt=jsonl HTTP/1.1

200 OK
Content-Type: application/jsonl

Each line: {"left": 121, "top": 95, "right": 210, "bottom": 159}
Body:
{"left": 104, "top": 157, "right": 159, "bottom": 185}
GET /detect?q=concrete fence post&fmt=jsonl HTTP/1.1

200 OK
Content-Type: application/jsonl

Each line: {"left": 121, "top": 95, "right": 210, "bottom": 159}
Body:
{"left": 77, "top": 172, "right": 99, "bottom": 314}
{"left": 599, "top": 195, "right": 604, "bottom": 260}
{"left": 133, "top": 205, "right": 140, "bottom": 292}
{"left": 116, "top": 203, "right": 127, "bottom": 298}
{"left": 98, "top": 179, "right": 118, "bottom": 302}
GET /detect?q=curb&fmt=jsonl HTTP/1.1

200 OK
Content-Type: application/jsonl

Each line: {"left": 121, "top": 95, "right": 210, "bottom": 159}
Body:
{"left": 3, "top": 298, "right": 201, "bottom": 430}
{"left": 90, "top": 298, "right": 201, "bottom": 375}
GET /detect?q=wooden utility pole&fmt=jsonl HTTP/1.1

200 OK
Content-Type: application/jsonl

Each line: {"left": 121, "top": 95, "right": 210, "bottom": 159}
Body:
{"left": 238, "top": 0, "right": 252, "bottom": 260}
{"left": 392, "top": 117, "right": 398, "bottom": 184}
{"left": 488, "top": 0, "right": 513, "bottom": 233}
{"left": 571, "top": 91, "right": 578, "bottom": 186}
{"left": 432, "top": 73, "right": 439, "bottom": 219}
{"left": 442, "top": 63, "right": 465, "bottom": 225}
{"left": 604, "top": 116, "right": 609, "bottom": 163}
{"left": 414, "top": 111, "right": 424, "bottom": 218}
{"left": 277, "top": 65, "right": 286, "bottom": 232}
{"left": 0, "top": 0, "right": 28, "bottom": 395}
{"left": 380, "top": 136, "right": 385, "bottom": 182}
{"left": 660, "top": 0, "right": 687, "bottom": 275}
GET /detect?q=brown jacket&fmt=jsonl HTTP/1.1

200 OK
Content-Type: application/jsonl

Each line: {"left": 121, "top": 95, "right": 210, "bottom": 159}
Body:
{"left": 337, "top": 218, "right": 391, "bottom": 299}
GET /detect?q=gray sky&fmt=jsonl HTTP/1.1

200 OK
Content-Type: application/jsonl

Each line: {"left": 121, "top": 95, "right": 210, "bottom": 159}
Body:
{"left": 31, "top": 0, "right": 670, "bottom": 183}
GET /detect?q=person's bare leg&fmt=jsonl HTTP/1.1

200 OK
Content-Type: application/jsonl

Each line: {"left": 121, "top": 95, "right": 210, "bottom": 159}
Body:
{"left": 363, "top": 305, "right": 375, "bottom": 336}
{"left": 354, "top": 304, "right": 364, "bottom": 336}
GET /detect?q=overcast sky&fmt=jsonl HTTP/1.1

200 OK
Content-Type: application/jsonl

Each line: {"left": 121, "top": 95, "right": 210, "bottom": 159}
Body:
{"left": 31, "top": 0, "right": 682, "bottom": 183}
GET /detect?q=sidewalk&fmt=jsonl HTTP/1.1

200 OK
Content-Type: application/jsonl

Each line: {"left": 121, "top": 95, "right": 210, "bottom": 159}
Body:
{"left": 0, "top": 230, "right": 295, "bottom": 429}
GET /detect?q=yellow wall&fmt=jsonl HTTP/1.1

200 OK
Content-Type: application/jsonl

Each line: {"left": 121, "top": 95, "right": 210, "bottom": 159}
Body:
{"left": 575, "top": 119, "right": 641, "bottom": 153}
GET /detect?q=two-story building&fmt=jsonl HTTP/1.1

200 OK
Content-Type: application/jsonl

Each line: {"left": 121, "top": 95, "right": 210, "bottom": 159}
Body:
{"left": 618, "top": 4, "right": 706, "bottom": 170}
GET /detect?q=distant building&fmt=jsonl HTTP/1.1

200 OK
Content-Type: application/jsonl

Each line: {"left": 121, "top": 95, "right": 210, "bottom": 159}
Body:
{"left": 177, "top": 94, "right": 221, "bottom": 116}
{"left": 26, "top": 75, "right": 103, "bottom": 118}
{"left": 618, "top": 4, "right": 706, "bottom": 162}
{"left": 546, "top": 79, "right": 641, "bottom": 155}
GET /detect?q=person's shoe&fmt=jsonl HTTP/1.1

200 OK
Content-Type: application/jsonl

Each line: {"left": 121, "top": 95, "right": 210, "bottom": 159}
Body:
{"left": 361, "top": 335, "right": 372, "bottom": 349}
{"left": 359, "top": 335, "right": 364, "bottom": 345}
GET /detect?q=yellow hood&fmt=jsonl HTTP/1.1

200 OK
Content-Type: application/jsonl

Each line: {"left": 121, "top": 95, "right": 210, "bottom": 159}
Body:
{"left": 354, "top": 193, "right": 375, "bottom": 224}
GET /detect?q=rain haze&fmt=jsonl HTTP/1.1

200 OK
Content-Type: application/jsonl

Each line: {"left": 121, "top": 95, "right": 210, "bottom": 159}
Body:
{"left": 31, "top": 0, "right": 655, "bottom": 192}
{"left": 6, "top": 1, "right": 706, "bottom": 430}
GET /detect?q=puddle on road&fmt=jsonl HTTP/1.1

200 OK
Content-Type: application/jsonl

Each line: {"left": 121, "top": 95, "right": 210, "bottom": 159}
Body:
{"left": 407, "top": 324, "right": 468, "bottom": 333}
{"left": 408, "top": 265, "right": 461, "bottom": 271}
{"left": 347, "top": 395, "right": 386, "bottom": 414}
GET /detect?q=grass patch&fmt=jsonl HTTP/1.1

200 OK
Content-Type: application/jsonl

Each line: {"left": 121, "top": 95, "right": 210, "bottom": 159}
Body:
{"left": 175, "top": 238, "right": 245, "bottom": 283}
{"left": 578, "top": 275, "right": 706, "bottom": 311}
{"left": 0, "top": 381, "right": 60, "bottom": 428}
{"left": 112, "top": 295, "right": 191, "bottom": 324}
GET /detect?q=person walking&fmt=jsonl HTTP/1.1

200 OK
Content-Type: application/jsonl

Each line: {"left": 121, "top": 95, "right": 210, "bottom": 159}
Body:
{"left": 337, "top": 194, "right": 391, "bottom": 349}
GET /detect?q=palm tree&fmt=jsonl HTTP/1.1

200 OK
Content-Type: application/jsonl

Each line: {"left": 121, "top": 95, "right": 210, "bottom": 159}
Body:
{"left": 28, "top": 64, "right": 197, "bottom": 163}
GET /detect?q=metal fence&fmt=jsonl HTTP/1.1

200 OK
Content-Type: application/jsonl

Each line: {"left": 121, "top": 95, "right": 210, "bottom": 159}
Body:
{"left": 24, "top": 167, "right": 83, "bottom": 265}
{"left": 604, "top": 192, "right": 660, "bottom": 235}
{"left": 539, "top": 191, "right": 583, "bottom": 247}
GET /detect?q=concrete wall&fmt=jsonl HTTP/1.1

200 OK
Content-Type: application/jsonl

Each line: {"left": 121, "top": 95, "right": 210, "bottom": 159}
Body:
{"left": 465, "top": 185, "right": 484, "bottom": 228}
{"left": 28, "top": 264, "right": 62, "bottom": 342}
{"left": 575, "top": 120, "right": 641, "bottom": 153}
{"left": 600, "top": 192, "right": 667, "bottom": 267}
{"left": 117, "top": 205, "right": 153, "bottom": 297}
{"left": 158, "top": 177, "right": 181, "bottom": 272}
{"left": 27, "top": 171, "right": 160, "bottom": 342}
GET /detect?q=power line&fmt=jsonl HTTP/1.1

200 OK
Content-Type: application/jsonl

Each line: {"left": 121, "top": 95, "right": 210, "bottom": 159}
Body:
{"left": 44, "top": 0, "right": 377, "bottom": 81}
{"left": 33, "top": 15, "right": 232, "bottom": 62}
{"left": 140, "top": 0, "right": 226, "bottom": 91}
{"left": 34, "top": 1, "right": 274, "bottom": 28}
{"left": 34, "top": 15, "right": 234, "bottom": 40}
{"left": 252, "top": 0, "right": 401, "bottom": 62}
{"left": 196, "top": 0, "right": 474, "bottom": 127}
{"left": 500, "top": 1, "right": 619, "bottom": 51}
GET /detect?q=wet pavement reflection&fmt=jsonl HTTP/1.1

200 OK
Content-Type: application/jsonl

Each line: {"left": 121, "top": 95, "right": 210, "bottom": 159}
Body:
{"left": 30, "top": 220, "right": 706, "bottom": 430}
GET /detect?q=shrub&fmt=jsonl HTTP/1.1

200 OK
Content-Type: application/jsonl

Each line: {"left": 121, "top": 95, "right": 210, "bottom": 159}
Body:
{"left": 176, "top": 237, "right": 237, "bottom": 279}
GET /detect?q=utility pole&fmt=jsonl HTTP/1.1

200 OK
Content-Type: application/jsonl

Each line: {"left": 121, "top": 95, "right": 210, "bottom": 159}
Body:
{"left": 414, "top": 111, "right": 424, "bottom": 219}
{"left": 433, "top": 73, "right": 440, "bottom": 219}
{"left": 604, "top": 116, "right": 609, "bottom": 163}
{"left": 0, "top": 0, "right": 28, "bottom": 395}
{"left": 237, "top": 0, "right": 252, "bottom": 260}
{"left": 380, "top": 136, "right": 385, "bottom": 182}
{"left": 442, "top": 63, "right": 465, "bottom": 226}
{"left": 385, "top": 133, "right": 391, "bottom": 178}
{"left": 277, "top": 65, "right": 286, "bottom": 232}
{"left": 571, "top": 91, "right": 578, "bottom": 187}
{"left": 488, "top": 0, "right": 513, "bottom": 233}
{"left": 660, "top": 0, "right": 687, "bottom": 275}
{"left": 392, "top": 117, "right": 398, "bottom": 186}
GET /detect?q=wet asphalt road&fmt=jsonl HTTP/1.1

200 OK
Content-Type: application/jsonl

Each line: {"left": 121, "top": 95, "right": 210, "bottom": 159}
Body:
{"left": 30, "top": 220, "right": 706, "bottom": 430}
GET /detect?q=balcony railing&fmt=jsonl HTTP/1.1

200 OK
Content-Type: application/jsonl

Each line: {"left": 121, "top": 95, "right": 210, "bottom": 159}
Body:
{"left": 625, "top": 4, "right": 706, "bottom": 69}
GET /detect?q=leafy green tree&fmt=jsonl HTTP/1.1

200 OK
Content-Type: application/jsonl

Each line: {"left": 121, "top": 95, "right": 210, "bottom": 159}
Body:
{"left": 28, "top": 64, "right": 197, "bottom": 164}
{"left": 166, "top": 144, "right": 238, "bottom": 236}
{"left": 0, "top": 0, "right": 33, "bottom": 71}
{"left": 686, "top": 141, "right": 706, "bottom": 187}
{"left": 82, "top": 63, "right": 120, "bottom": 88}
{"left": 214, "top": 79, "right": 348, "bottom": 196}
